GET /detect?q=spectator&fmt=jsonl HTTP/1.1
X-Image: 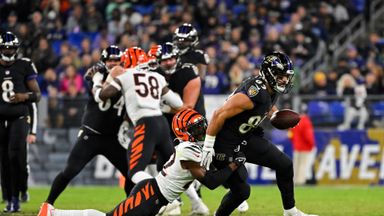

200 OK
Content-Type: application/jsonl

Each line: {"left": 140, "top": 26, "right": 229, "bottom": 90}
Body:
{"left": 337, "top": 74, "right": 368, "bottom": 130}
{"left": 62, "top": 83, "right": 84, "bottom": 128}
{"left": 46, "top": 87, "right": 63, "bottom": 128}
{"left": 31, "top": 37, "right": 58, "bottom": 73}
{"left": 81, "top": 4, "right": 104, "bottom": 33}
{"left": 203, "top": 63, "right": 229, "bottom": 94}
{"left": 59, "top": 65, "right": 83, "bottom": 95}
{"left": 39, "top": 68, "right": 59, "bottom": 96}
{"left": 288, "top": 106, "right": 316, "bottom": 185}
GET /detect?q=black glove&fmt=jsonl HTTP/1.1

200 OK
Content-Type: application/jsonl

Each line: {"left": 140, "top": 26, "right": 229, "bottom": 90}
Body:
{"left": 233, "top": 151, "right": 246, "bottom": 166}
{"left": 94, "top": 61, "right": 108, "bottom": 74}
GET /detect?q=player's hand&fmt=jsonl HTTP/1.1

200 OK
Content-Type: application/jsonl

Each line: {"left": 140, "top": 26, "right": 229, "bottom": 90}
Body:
{"left": 201, "top": 135, "right": 215, "bottom": 170}
{"left": 9, "top": 93, "right": 28, "bottom": 103}
{"left": 27, "top": 134, "right": 37, "bottom": 144}
{"left": 233, "top": 151, "right": 246, "bottom": 166}
{"left": 84, "top": 67, "right": 97, "bottom": 81}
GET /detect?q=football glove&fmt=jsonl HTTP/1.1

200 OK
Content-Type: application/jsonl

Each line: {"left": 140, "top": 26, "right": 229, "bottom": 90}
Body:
{"left": 201, "top": 135, "right": 215, "bottom": 170}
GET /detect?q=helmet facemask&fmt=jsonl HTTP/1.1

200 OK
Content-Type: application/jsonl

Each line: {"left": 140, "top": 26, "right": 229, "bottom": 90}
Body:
{"left": 185, "top": 118, "right": 207, "bottom": 142}
{"left": 0, "top": 32, "right": 20, "bottom": 62}
{"left": 260, "top": 52, "right": 295, "bottom": 94}
{"left": 173, "top": 23, "right": 199, "bottom": 55}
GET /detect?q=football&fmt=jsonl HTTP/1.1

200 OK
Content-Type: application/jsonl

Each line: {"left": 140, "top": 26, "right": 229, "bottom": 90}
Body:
{"left": 270, "top": 109, "right": 301, "bottom": 130}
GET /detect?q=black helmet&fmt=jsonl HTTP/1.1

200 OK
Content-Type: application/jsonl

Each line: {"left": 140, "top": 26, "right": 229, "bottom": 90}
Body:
{"left": 0, "top": 32, "right": 20, "bottom": 62}
{"left": 260, "top": 52, "right": 294, "bottom": 94}
{"left": 173, "top": 23, "right": 199, "bottom": 55}
{"left": 101, "top": 45, "right": 122, "bottom": 62}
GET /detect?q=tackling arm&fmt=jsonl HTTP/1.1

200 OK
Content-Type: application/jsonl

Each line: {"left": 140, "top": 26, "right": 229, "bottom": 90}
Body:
{"left": 182, "top": 77, "right": 201, "bottom": 109}
{"left": 181, "top": 160, "right": 238, "bottom": 190}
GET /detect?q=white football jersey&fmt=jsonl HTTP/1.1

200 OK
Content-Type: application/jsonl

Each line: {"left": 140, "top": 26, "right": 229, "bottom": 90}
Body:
{"left": 116, "top": 68, "right": 167, "bottom": 125}
{"left": 155, "top": 141, "right": 202, "bottom": 202}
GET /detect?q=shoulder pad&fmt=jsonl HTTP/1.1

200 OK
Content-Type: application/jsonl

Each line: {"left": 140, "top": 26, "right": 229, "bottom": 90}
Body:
{"left": 195, "top": 49, "right": 205, "bottom": 54}
{"left": 21, "top": 57, "right": 31, "bottom": 62}
{"left": 177, "top": 142, "right": 202, "bottom": 163}
{"left": 181, "top": 63, "right": 199, "bottom": 75}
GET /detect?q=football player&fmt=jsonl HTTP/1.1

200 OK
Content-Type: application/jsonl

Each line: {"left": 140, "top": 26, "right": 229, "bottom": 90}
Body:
{"left": 173, "top": 23, "right": 209, "bottom": 77}
{"left": 0, "top": 31, "right": 41, "bottom": 212}
{"left": 38, "top": 109, "right": 247, "bottom": 216}
{"left": 200, "top": 52, "right": 318, "bottom": 216}
{"left": 94, "top": 47, "right": 183, "bottom": 186}
{"left": 152, "top": 42, "right": 209, "bottom": 215}
{"left": 38, "top": 45, "right": 135, "bottom": 212}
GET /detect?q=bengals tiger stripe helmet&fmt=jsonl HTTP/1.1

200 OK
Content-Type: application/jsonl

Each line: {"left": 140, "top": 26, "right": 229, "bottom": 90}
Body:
{"left": 172, "top": 109, "right": 207, "bottom": 142}
{"left": 121, "top": 47, "right": 148, "bottom": 69}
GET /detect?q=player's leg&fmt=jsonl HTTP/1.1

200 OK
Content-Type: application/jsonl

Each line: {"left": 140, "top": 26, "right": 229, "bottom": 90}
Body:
{"left": 106, "top": 178, "right": 168, "bottom": 216}
{"left": 19, "top": 143, "right": 29, "bottom": 202}
{"left": 245, "top": 135, "right": 295, "bottom": 210}
{"left": 45, "top": 129, "right": 99, "bottom": 205}
{"left": 103, "top": 136, "right": 135, "bottom": 196}
{"left": 0, "top": 121, "right": 12, "bottom": 211}
{"left": 127, "top": 120, "right": 156, "bottom": 184}
{"left": 8, "top": 117, "right": 29, "bottom": 211}
{"left": 214, "top": 165, "right": 250, "bottom": 216}
{"left": 153, "top": 116, "right": 173, "bottom": 172}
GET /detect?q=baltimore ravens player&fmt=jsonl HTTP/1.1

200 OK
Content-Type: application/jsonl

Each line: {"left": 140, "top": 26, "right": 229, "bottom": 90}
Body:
{"left": 200, "top": 52, "right": 318, "bottom": 216}
{"left": 38, "top": 109, "right": 246, "bottom": 216}
{"left": 173, "top": 23, "right": 209, "bottom": 77}
{"left": 0, "top": 31, "right": 41, "bottom": 212}
{"left": 38, "top": 45, "right": 135, "bottom": 212}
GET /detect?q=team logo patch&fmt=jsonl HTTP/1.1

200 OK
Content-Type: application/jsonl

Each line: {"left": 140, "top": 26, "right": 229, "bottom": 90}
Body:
{"left": 247, "top": 85, "right": 258, "bottom": 97}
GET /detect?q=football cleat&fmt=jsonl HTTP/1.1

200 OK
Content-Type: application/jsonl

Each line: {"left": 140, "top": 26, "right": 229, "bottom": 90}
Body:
{"left": 11, "top": 196, "right": 20, "bottom": 212}
{"left": 283, "top": 207, "right": 318, "bottom": 216}
{"left": 37, "top": 202, "right": 55, "bottom": 216}
{"left": 189, "top": 199, "right": 209, "bottom": 216}
{"left": 162, "top": 199, "right": 182, "bottom": 216}
{"left": 20, "top": 191, "right": 30, "bottom": 202}
{"left": 237, "top": 200, "right": 249, "bottom": 213}
{"left": 3, "top": 201, "right": 12, "bottom": 212}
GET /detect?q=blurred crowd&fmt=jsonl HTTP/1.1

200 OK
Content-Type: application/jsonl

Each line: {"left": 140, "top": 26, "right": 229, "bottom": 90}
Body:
{"left": 0, "top": 0, "right": 383, "bottom": 128}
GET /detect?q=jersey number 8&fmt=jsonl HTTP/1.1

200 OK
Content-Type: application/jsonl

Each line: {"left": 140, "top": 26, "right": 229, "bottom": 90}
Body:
{"left": 238, "top": 115, "right": 263, "bottom": 134}
{"left": 1, "top": 80, "right": 15, "bottom": 103}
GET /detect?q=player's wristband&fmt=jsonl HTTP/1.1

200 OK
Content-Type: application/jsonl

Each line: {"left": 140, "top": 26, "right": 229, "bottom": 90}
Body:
{"left": 204, "top": 135, "right": 216, "bottom": 148}
{"left": 27, "top": 92, "right": 38, "bottom": 102}
{"left": 94, "top": 88, "right": 103, "bottom": 103}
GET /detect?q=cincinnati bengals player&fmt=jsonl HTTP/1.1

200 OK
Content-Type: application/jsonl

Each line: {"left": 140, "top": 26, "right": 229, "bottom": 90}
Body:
{"left": 38, "top": 109, "right": 246, "bottom": 216}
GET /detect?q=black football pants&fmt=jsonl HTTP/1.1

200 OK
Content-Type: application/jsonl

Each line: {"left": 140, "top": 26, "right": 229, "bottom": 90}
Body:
{"left": 0, "top": 117, "right": 29, "bottom": 201}
{"left": 214, "top": 133, "right": 294, "bottom": 216}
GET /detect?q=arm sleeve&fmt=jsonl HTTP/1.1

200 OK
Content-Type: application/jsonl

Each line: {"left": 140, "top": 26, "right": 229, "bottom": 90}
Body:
{"left": 28, "top": 102, "right": 38, "bottom": 134}
{"left": 199, "top": 166, "right": 233, "bottom": 190}
{"left": 162, "top": 90, "right": 183, "bottom": 109}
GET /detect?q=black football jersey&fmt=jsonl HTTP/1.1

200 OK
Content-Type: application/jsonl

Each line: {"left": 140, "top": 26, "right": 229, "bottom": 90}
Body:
{"left": 81, "top": 73, "right": 125, "bottom": 135}
{"left": 220, "top": 76, "right": 278, "bottom": 139}
{"left": 0, "top": 58, "right": 38, "bottom": 119}
{"left": 179, "top": 49, "right": 209, "bottom": 66}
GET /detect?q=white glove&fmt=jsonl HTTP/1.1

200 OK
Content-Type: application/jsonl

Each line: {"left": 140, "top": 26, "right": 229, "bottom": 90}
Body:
{"left": 201, "top": 135, "right": 215, "bottom": 170}
{"left": 118, "top": 121, "right": 131, "bottom": 149}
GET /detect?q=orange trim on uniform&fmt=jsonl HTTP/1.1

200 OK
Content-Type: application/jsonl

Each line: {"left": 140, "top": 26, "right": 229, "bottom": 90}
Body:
{"left": 118, "top": 203, "right": 123, "bottom": 216}
{"left": 134, "top": 191, "right": 142, "bottom": 207}
{"left": 124, "top": 196, "right": 134, "bottom": 213}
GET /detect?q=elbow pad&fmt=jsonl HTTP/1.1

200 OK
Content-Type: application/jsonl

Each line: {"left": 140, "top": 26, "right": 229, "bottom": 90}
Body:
{"left": 162, "top": 90, "right": 183, "bottom": 109}
{"left": 199, "top": 166, "right": 233, "bottom": 190}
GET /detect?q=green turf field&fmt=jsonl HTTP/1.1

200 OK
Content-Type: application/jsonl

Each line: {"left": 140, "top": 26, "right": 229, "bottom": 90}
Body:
{"left": 5, "top": 185, "right": 384, "bottom": 216}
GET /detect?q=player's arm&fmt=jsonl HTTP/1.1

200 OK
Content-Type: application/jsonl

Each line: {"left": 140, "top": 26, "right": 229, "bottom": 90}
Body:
{"left": 10, "top": 79, "right": 41, "bottom": 103}
{"left": 161, "top": 86, "right": 184, "bottom": 111}
{"left": 95, "top": 66, "right": 124, "bottom": 102}
{"left": 267, "top": 105, "right": 279, "bottom": 119}
{"left": 206, "top": 93, "right": 254, "bottom": 136}
{"left": 182, "top": 77, "right": 201, "bottom": 109}
{"left": 26, "top": 102, "right": 38, "bottom": 144}
{"left": 181, "top": 160, "right": 238, "bottom": 190}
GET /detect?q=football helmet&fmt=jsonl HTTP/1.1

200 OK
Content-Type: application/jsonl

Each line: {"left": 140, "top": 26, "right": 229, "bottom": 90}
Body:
{"left": 172, "top": 109, "right": 207, "bottom": 142}
{"left": 121, "top": 47, "right": 148, "bottom": 69}
{"left": 147, "top": 44, "right": 161, "bottom": 70}
{"left": 173, "top": 23, "right": 199, "bottom": 55}
{"left": 260, "top": 52, "right": 294, "bottom": 94}
{"left": 101, "top": 45, "right": 122, "bottom": 62}
{"left": 0, "top": 31, "right": 20, "bottom": 62}
{"left": 159, "top": 42, "right": 178, "bottom": 74}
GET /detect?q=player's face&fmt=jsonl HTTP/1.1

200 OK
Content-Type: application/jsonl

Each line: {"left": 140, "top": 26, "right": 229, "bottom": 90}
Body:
{"left": 160, "top": 57, "right": 177, "bottom": 70}
{"left": 0, "top": 47, "right": 17, "bottom": 58}
{"left": 105, "top": 59, "right": 121, "bottom": 69}
{"left": 276, "top": 74, "right": 289, "bottom": 88}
